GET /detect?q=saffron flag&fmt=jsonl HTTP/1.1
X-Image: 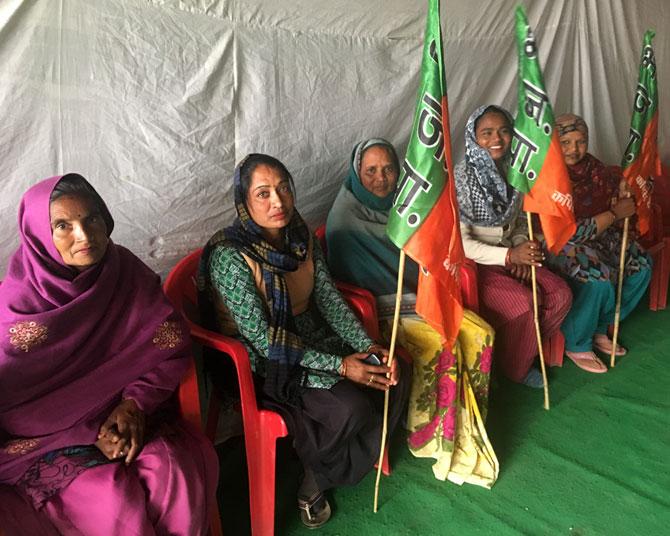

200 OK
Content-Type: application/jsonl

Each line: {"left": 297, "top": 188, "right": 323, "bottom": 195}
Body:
{"left": 621, "top": 30, "right": 661, "bottom": 237}
{"left": 507, "top": 6, "right": 576, "bottom": 254}
{"left": 386, "top": 0, "right": 463, "bottom": 349}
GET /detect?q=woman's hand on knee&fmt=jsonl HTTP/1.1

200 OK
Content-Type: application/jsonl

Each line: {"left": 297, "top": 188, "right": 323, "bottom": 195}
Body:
{"left": 508, "top": 240, "right": 544, "bottom": 266}
{"left": 98, "top": 399, "right": 145, "bottom": 464}
{"left": 508, "top": 263, "right": 532, "bottom": 282}
{"left": 342, "top": 353, "right": 395, "bottom": 391}
{"left": 94, "top": 432, "right": 128, "bottom": 461}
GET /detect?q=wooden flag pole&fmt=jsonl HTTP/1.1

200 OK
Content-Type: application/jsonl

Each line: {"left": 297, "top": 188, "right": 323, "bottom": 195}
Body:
{"left": 610, "top": 216, "right": 630, "bottom": 368}
{"left": 526, "top": 212, "right": 550, "bottom": 410}
{"left": 373, "top": 249, "right": 406, "bottom": 513}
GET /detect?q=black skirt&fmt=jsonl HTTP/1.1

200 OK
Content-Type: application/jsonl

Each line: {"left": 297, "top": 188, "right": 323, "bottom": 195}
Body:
{"left": 268, "top": 357, "right": 411, "bottom": 492}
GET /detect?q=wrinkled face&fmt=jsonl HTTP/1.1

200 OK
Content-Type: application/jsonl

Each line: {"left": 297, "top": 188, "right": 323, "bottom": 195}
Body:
{"left": 359, "top": 145, "right": 398, "bottom": 198}
{"left": 474, "top": 111, "right": 513, "bottom": 162}
{"left": 246, "top": 164, "right": 294, "bottom": 231}
{"left": 559, "top": 130, "right": 588, "bottom": 166}
{"left": 50, "top": 194, "right": 109, "bottom": 271}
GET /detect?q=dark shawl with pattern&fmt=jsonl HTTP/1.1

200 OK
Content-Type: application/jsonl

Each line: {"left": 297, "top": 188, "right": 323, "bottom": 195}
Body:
{"left": 198, "top": 157, "right": 310, "bottom": 405}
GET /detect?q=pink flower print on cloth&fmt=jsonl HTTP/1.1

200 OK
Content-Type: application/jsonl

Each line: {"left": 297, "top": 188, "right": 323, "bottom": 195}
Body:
{"left": 5, "top": 438, "right": 40, "bottom": 455}
{"left": 408, "top": 412, "right": 441, "bottom": 449}
{"left": 442, "top": 405, "right": 457, "bottom": 441}
{"left": 436, "top": 349, "right": 456, "bottom": 375}
{"left": 479, "top": 346, "right": 493, "bottom": 374}
{"left": 152, "top": 321, "right": 183, "bottom": 350}
{"left": 8, "top": 321, "right": 48, "bottom": 352}
{"left": 436, "top": 372, "right": 457, "bottom": 409}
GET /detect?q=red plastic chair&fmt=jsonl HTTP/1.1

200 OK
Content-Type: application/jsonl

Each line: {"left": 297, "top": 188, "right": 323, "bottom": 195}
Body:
{"left": 164, "top": 248, "right": 387, "bottom": 536}
{"left": 610, "top": 165, "right": 669, "bottom": 311}
{"left": 460, "top": 258, "right": 480, "bottom": 313}
{"left": 653, "top": 163, "right": 670, "bottom": 236}
{"left": 640, "top": 202, "right": 669, "bottom": 311}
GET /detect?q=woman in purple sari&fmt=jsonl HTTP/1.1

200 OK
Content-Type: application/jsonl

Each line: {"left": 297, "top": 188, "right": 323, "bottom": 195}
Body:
{"left": 0, "top": 174, "right": 218, "bottom": 535}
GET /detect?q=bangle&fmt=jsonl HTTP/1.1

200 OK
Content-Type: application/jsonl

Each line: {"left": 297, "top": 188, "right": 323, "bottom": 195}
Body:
{"left": 339, "top": 360, "right": 347, "bottom": 378}
{"left": 607, "top": 210, "right": 617, "bottom": 224}
{"left": 505, "top": 248, "right": 512, "bottom": 266}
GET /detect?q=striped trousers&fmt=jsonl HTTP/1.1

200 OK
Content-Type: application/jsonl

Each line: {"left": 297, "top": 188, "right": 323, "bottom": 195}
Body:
{"left": 477, "top": 265, "right": 572, "bottom": 383}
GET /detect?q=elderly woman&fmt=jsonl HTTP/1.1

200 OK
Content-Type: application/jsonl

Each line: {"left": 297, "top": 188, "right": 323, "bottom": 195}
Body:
{"left": 326, "top": 138, "right": 498, "bottom": 488}
{"left": 0, "top": 174, "right": 218, "bottom": 535}
{"left": 549, "top": 114, "right": 651, "bottom": 372}
{"left": 455, "top": 105, "right": 572, "bottom": 387}
{"left": 198, "top": 154, "right": 410, "bottom": 528}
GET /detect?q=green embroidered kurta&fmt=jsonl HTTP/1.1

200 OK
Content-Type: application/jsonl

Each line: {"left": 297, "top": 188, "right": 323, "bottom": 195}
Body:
{"left": 207, "top": 239, "right": 373, "bottom": 389}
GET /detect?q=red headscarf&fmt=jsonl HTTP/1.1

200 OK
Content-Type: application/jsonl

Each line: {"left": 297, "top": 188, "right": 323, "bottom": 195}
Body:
{"left": 567, "top": 153, "right": 620, "bottom": 219}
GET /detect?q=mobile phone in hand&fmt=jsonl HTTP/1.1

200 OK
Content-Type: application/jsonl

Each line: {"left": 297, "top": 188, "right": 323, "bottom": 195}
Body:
{"left": 362, "top": 352, "right": 382, "bottom": 366}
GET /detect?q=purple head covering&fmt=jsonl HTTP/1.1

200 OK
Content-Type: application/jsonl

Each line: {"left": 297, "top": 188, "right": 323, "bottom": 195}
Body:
{"left": 0, "top": 175, "right": 190, "bottom": 485}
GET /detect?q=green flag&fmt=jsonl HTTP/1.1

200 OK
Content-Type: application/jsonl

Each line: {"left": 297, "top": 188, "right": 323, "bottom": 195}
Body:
{"left": 386, "top": 0, "right": 464, "bottom": 348}
{"left": 507, "top": 6, "right": 575, "bottom": 254}
{"left": 621, "top": 30, "right": 661, "bottom": 236}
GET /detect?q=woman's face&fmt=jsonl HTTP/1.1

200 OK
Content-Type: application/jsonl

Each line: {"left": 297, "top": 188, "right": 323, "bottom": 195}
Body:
{"left": 474, "top": 111, "right": 513, "bottom": 162}
{"left": 50, "top": 194, "right": 109, "bottom": 271}
{"left": 246, "top": 164, "right": 294, "bottom": 231}
{"left": 559, "top": 130, "right": 588, "bottom": 166}
{"left": 359, "top": 146, "right": 398, "bottom": 198}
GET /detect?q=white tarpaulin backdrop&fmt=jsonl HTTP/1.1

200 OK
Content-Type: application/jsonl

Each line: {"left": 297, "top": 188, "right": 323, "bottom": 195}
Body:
{"left": 0, "top": 0, "right": 667, "bottom": 276}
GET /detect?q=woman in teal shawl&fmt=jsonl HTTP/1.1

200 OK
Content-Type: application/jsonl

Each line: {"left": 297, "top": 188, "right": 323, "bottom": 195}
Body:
{"left": 326, "top": 139, "right": 499, "bottom": 488}
{"left": 326, "top": 138, "right": 419, "bottom": 317}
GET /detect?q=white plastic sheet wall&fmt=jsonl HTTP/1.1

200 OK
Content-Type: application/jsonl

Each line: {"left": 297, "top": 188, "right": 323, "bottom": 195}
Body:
{"left": 0, "top": 0, "right": 667, "bottom": 276}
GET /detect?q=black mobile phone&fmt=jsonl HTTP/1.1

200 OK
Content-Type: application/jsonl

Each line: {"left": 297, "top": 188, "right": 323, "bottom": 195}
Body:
{"left": 362, "top": 352, "right": 382, "bottom": 366}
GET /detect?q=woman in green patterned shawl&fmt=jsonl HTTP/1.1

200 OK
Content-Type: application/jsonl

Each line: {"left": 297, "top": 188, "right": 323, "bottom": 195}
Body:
{"left": 199, "top": 154, "right": 410, "bottom": 528}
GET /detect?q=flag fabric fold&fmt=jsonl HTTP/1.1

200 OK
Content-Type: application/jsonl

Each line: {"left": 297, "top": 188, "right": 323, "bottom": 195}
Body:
{"left": 386, "top": 0, "right": 463, "bottom": 349}
{"left": 507, "top": 6, "right": 576, "bottom": 254}
{"left": 621, "top": 30, "right": 661, "bottom": 237}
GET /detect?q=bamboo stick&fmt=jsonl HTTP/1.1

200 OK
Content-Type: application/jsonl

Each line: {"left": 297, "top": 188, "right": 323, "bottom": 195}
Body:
{"left": 526, "top": 212, "right": 550, "bottom": 410}
{"left": 610, "top": 217, "right": 630, "bottom": 368}
{"left": 373, "top": 249, "right": 406, "bottom": 513}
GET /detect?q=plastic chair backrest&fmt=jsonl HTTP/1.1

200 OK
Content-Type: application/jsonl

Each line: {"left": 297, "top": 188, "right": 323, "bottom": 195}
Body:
{"left": 163, "top": 249, "right": 265, "bottom": 432}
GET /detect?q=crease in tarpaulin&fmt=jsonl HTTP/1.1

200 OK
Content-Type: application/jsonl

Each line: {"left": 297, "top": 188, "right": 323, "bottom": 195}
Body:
{"left": 56, "top": 0, "right": 63, "bottom": 175}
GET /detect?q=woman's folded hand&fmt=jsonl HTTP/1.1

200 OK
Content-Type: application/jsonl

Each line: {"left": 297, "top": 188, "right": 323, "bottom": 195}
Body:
{"left": 97, "top": 399, "right": 146, "bottom": 464}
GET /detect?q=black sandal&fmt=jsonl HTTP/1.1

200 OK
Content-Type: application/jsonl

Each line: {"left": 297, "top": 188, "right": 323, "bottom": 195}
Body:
{"left": 297, "top": 491, "right": 332, "bottom": 529}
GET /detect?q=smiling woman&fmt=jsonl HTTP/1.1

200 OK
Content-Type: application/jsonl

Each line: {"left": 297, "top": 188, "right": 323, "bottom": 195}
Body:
{"left": 454, "top": 105, "right": 572, "bottom": 388}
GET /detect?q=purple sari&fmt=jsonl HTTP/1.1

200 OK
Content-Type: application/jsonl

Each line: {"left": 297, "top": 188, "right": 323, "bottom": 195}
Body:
{"left": 0, "top": 175, "right": 190, "bottom": 490}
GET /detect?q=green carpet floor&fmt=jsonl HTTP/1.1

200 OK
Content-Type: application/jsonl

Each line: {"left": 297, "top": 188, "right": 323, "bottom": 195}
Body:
{"left": 216, "top": 303, "right": 670, "bottom": 535}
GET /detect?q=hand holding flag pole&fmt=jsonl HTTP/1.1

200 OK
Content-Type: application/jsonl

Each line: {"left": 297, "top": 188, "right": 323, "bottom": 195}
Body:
{"left": 612, "top": 29, "right": 661, "bottom": 367}
{"left": 508, "top": 7, "right": 576, "bottom": 409}
{"left": 373, "top": 250, "right": 405, "bottom": 513}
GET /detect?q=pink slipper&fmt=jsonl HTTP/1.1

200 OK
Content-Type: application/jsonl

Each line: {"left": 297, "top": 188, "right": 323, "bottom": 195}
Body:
{"left": 593, "top": 336, "right": 627, "bottom": 356}
{"left": 565, "top": 351, "right": 608, "bottom": 373}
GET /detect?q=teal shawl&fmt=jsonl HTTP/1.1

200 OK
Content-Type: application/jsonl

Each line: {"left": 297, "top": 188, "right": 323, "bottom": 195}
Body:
{"left": 326, "top": 139, "right": 419, "bottom": 315}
